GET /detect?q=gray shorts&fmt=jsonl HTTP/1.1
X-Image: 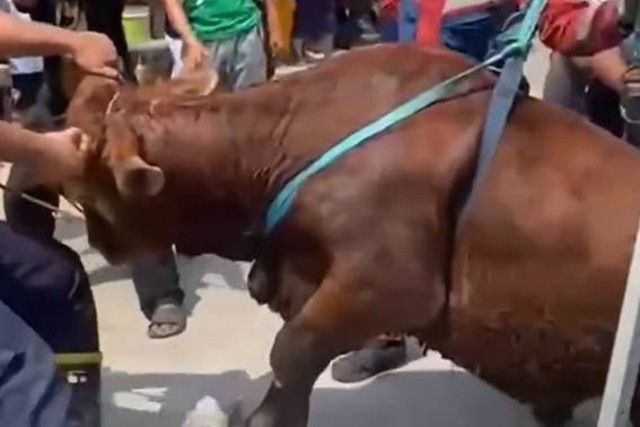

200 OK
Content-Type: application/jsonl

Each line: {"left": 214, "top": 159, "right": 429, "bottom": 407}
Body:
{"left": 168, "top": 25, "right": 267, "bottom": 90}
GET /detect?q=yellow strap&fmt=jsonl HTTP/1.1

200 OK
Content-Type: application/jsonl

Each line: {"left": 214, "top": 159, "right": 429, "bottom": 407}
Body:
{"left": 54, "top": 352, "right": 102, "bottom": 366}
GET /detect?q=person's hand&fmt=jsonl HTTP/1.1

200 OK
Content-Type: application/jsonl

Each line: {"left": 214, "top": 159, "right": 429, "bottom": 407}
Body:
{"left": 182, "top": 38, "right": 208, "bottom": 72}
{"left": 270, "top": 27, "right": 287, "bottom": 57}
{"left": 70, "top": 31, "right": 119, "bottom": 78}
{"left": 18, "top": 127, "right": 88, "bottom": 190}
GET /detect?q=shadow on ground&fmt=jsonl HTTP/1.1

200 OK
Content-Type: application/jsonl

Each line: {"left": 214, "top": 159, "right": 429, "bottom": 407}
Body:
{"left": 103, "top": 367, "right": 575, "bottom": 427}
{"left": 176, "top": 254, "right": 249, "bottom": 317}
{"left": 87, "top": 253, "right": 250, "bottom": 318}
{"left": 102, "top": 369, "right": 270, "bottom": 427}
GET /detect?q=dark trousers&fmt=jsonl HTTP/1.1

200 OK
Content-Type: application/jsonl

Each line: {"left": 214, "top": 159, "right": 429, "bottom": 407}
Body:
{"left": 293, "top": 0, "right": 335, "bottom": 43}
{"left": 13, "top": 72, "right": 44, "bottom": 111}
{"left": 0, "top": 221, "right": 98, "bottom": 354}
{"left": 2, "top": 178, "right": 184, "bottom": 322}
{"left": 0, "top": 220, "right": 105, "bottom": 427}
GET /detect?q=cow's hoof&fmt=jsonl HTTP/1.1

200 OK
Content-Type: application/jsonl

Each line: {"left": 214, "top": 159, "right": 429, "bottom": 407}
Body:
{"left": 244, "top": 388, "right": 308, "bottom": 427}
{"left": 532, "top": 405, "right": 573, "bottom": 426}
{"left": 331, "top": 338, "right": 407, "bottom": 383}
{"left": 244, "top": 411, "right": 275, "bottom": 427}
{"left": 244, "top": 410, "right": 306, "bottom": 427}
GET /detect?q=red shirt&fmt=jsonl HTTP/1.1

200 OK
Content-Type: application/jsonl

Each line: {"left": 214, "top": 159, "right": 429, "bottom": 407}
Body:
{"left": 538, "top": 0, "right": 621, "bottom": 55}
{"left": 407, "top": 0, "right": 622, "bottom": 55}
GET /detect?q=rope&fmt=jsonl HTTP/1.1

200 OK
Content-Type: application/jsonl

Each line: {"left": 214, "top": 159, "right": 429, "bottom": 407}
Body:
{"left": 0, "top": 182, "right": 85, "bottom": 221}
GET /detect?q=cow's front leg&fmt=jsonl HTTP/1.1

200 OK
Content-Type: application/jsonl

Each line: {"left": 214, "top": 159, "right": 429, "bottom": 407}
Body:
{"left": 246, "top": 273, "right": 384, "bottom": 427}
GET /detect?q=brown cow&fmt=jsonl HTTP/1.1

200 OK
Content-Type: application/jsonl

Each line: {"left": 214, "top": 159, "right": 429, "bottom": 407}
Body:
{"left": 59, "top": 44, "right": 640, "bottom": 426}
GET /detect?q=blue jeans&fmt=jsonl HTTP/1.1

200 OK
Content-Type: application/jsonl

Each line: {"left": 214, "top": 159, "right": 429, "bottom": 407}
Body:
{"left": 397, "top": 0, "right": 419, "bottom": 43}
{"left": 393, "top": 2, "right": 499, "bottom": 62}
{"left": 0, "top": 300, "right": 70, "bottom": 427}
{"left": 0, "top": 222, "right": 79, "bottom": 427}
{"left": 442, "top": 10, "right": 499, "bottom": 61}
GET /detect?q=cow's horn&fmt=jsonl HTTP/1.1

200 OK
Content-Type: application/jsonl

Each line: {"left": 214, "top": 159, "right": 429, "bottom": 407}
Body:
{"left": 112, "top": 155, "right": 165, "bottom": 198}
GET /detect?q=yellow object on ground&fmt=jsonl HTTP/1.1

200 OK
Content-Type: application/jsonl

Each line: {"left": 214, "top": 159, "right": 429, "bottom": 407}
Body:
{"left": 123, "top": 6, "right": 152, "bottom": 48}
{"left": 55, "top": 352, "right": 103, "bottom": 366}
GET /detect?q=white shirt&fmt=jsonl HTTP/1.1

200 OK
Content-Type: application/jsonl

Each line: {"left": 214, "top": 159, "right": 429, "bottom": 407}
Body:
{"left": 5, "top": 0, "right": 44, "bottom": 75}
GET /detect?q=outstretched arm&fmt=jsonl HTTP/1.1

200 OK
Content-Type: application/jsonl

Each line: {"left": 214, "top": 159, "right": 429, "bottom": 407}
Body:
{"left": 0, "top": 122, "right": 85, "bottom": 187}
{"left": 0, "top": 11, "right": 118, "bottom": 77}
{"left": 163, "top": 0, "right": 207, "bottom": 71}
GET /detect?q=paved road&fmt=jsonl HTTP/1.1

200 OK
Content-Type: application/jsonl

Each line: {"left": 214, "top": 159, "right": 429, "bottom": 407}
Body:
{"left": 1, "top": 41, "right": 614, "bottom": 427}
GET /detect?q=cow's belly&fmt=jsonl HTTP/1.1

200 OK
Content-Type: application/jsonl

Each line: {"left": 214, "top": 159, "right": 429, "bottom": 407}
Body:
{"left": 439, "top": 232, "right": 626, "bottom": 408}
{"left": 429, "top": 118, "right": 640, "bottom": 409}
{"left": 440, "top": 302, "right": 615, "bottom": 409}
{"left": 440, "top": 184, "right": 629, "bottom": 408}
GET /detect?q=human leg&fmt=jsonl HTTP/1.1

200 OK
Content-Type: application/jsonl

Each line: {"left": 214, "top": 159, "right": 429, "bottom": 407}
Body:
{"left": 0, "top": 221, "right": 100, "bottom": 427}
{"left": 230, "top": 25, "right": 268, "bottom": 90}
{"left": 0, "top": 299, "right": 71, "bottom": 427}
{"left": 131, "top": 249, "right": 186, "bottom": 339}
{"left": 542, "top": 53, "right": 588, "bottom": 114}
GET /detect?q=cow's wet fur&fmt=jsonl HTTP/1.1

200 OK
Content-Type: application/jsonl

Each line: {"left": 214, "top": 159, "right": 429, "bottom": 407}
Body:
{"left": 61, "top": 45, "right": 640, "bottom": 426}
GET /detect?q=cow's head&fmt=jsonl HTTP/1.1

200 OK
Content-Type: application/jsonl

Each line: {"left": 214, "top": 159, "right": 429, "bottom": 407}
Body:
{"left": 59, "top": 71, "right": 221, "bottom": 263}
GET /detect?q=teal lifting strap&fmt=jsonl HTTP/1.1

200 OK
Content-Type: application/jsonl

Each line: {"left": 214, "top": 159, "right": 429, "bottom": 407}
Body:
{"left": 265, "top": 0, "right": 547, "bottom": 234}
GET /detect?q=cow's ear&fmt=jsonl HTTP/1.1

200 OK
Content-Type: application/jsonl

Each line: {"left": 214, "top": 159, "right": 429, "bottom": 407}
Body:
{"left": 112, "top": 156, "right": 165, "bottom": 198}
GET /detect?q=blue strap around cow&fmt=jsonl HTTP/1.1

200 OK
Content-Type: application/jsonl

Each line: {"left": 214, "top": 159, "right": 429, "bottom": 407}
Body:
{"left": 456, "top": 9, "right": 533, "bottom": 230}
{"left": 265, "top": 0, "right": 548, "bottom": 234}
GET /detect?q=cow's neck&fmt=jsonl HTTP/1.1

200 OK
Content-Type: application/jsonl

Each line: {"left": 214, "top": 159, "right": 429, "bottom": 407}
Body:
{"left": 158, "top": 84, "right": 321, "bottom": 237}
{"left": 175, "top": 81, "right": 364, "bottom": 231}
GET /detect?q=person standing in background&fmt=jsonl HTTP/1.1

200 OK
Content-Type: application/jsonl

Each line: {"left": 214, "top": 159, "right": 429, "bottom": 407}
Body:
{"left": 540, "top": 0, "right": 625, "bottom": 139}
{"left": 163, "top": 0, "right": 279, "bottom": 89}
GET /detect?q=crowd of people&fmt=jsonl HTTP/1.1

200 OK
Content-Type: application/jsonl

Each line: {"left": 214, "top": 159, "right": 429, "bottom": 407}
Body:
{"left": 0, "top": 0, "right": 639, "bottom": 425}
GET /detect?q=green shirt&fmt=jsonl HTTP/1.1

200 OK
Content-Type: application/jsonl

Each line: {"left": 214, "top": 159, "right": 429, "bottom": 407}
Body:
{"left": 184, "top": 0, "right": 260, "bottom": 43}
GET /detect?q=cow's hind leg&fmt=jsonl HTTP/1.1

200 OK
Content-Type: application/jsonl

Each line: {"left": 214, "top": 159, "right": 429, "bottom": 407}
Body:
{"left": 246, "top": 256, "right": 445, "bottom": 427}
{"left": 532, "top": 405, "right": 573, "bottom": 427}
{"left": 246, "top": 272, "right": 378, "bottom": 427}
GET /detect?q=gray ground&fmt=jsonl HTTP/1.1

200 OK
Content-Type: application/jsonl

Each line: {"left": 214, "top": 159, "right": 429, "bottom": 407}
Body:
{"left": 2, "top": 40, "right": 620, "bottom": 427}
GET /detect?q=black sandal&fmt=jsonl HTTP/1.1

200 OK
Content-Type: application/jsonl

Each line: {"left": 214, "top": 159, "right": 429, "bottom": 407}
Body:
{"left": 147, "top": 302, "right": 187, "bottom": 339}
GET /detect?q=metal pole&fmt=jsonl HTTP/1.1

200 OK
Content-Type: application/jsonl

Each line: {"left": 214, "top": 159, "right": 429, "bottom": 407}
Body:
{"left": 597, "top": 216, "right": 640, "bottom": 426}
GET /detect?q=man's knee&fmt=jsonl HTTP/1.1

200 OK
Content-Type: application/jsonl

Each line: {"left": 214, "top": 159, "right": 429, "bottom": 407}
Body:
{"left": 0, "top": 223, "right": 96, "bottom": 351}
